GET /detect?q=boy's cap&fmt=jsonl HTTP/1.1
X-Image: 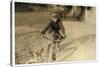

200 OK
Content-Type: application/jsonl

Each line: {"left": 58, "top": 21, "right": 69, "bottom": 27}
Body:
{"left": 51, "top": 12, "right": 59, "bottom": 18}
{"left": 51, "top": 13, "right": 58, "bottom": 16}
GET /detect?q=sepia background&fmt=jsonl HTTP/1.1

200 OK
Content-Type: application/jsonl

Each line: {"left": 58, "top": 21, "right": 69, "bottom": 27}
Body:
{"left": 15, "top": 2, "right": 96, "bottom": 64}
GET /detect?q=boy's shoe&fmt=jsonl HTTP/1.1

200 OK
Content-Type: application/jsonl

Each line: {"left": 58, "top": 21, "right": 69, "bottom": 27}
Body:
{"left": 52, "top": 54, "right": 56, "bottom": 61}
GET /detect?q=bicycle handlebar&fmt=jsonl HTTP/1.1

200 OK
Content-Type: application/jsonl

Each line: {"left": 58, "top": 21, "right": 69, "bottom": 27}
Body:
{"left": 40, "top": 33, "right": 65, "bottom": 42}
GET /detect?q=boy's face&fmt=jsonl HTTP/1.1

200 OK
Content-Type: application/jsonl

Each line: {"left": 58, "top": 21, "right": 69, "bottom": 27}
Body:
{"left": 51, "top": 13, "right": 58, "bottom": 18}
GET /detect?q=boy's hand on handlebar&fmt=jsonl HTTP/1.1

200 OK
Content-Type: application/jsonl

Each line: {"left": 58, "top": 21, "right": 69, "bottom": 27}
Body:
{"left": 41, "top": 31, "right": 45, "bottom": 34}
{"left": 62, "top": 34, "right": 66, "bottom": 39}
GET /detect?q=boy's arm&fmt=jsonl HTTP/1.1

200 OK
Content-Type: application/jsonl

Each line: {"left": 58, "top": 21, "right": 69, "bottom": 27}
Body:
{"left": 59, "top": 19, "right": 65, "bottom": 34}
{"left": 59, "top": 20, "right": 66, "bottom": 38}
{"left": 41, "top": 21, "right": 51, "bottom": 34}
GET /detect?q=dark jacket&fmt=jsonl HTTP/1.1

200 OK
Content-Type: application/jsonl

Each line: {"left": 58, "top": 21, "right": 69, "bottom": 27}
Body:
{"left": 42, "top": 18, "right": 65, "bottom": 34}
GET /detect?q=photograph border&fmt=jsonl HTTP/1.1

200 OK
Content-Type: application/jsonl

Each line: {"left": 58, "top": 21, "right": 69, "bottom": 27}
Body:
{"left": 11, "top": 0, "right": 97, "bottom": 66}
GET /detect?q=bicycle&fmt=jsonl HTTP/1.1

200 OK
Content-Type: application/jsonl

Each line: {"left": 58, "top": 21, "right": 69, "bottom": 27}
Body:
{"left": 41, "top": 33, "right": 66, "bottom": 62}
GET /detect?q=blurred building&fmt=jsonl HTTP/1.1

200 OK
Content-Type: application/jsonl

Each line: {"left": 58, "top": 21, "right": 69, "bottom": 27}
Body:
{"left": 15, "top": 2, "right": 93, "bottom": 21}
{"left": 15, "top": 2, "right": 48, "bottom": 12}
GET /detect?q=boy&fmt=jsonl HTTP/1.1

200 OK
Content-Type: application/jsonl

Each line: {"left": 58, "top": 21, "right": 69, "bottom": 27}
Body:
{"left": 41, "top": 12, "right": 66, "bottom": 61}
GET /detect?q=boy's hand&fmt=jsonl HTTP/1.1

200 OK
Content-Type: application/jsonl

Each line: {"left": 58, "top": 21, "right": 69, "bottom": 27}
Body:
{"left": 41, "top": 31, "right": 45, "bottom": 34}
{"left": 62, "top": 34, "right": 66, "bottom": 39}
